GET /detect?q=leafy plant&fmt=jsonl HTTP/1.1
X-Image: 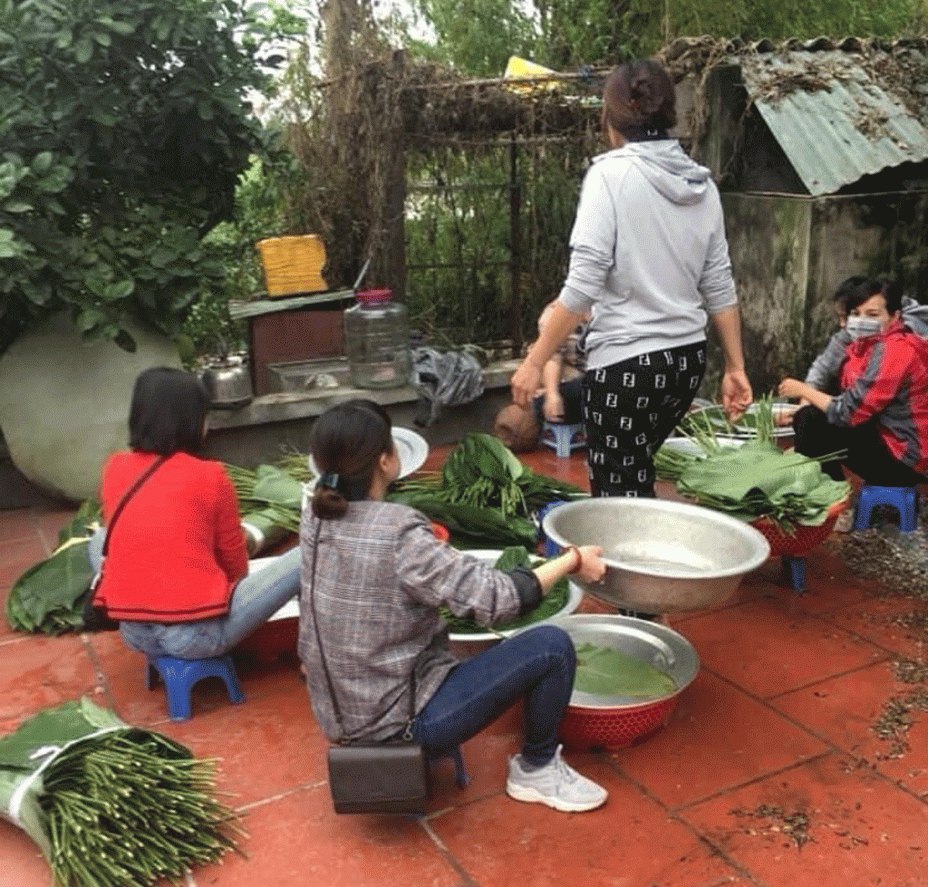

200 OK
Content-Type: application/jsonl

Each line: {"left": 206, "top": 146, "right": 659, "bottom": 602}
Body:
{"left": 0, "top": 0, "right": 269, "bottom": 356}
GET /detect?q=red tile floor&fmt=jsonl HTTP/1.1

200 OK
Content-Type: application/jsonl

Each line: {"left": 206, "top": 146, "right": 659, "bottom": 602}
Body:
{"left": 2, "top": 446, "right": 927, "bottom": 887}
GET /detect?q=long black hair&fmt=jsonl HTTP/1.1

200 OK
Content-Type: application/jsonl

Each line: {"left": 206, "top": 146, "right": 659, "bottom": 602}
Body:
{"left": 128, "top": 367, "right": 209, "bottom": 455}
{"left": 309, "top": 399, "right": 394, "bottom": 519}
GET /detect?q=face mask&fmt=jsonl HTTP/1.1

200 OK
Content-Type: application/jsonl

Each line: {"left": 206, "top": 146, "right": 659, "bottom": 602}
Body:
{"left": 845, "top": 316, "right": 883, "bottom": 340}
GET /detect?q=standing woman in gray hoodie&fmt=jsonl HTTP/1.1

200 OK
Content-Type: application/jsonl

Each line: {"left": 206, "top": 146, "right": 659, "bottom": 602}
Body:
{"left": 511, "top": 58, "right": 752, "bottom": 497}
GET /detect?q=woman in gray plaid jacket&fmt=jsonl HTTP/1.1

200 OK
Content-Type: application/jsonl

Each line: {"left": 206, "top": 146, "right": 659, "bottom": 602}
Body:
{"left": 298, "top": 400, "right": 609, "bottom": 813}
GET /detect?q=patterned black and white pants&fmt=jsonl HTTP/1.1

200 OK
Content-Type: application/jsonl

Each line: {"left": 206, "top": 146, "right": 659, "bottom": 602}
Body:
{"left": 582, "top": 341, "right": 707, "bottom": 497}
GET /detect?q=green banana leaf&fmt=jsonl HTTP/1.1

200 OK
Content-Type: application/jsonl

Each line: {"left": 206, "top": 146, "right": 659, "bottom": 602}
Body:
{"left": 5, "top": 501, "right": 100, "bottom": 635}
{"left": 386, "top": 491, "right": 538, "bottom": 548}
{"left": 0, "top": 698, "right": 126, "bottom": 857}
{"left": 0, "top": 698, "right": 238, "bottom": 885}
{"left": 251, "top": 464, "right": 304, "bottom": 509}
{"left": 574, "top": 643, "right": 678, "bottom": 697}
{"left": 678, "top": 440, "right": 849, "bottom": 527}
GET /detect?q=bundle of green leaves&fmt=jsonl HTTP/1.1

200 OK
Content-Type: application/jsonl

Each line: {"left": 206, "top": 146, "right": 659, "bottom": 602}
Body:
{"left": 676, "top": 440, "right": 850, "bottom": 530}
{"left": 389, "top": 433, "right": 585, "bottom": 547}
{"left": 0, "top": 699, "right": 240, "bottom": 887}
{"left": 654, "top": 397, "right": 849, "bottom": 531}
{"left": 5, "top": 501, "right": 101, "bottom": 635}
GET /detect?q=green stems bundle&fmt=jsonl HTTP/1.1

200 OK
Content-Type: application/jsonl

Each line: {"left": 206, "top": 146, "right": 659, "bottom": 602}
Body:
{"left": 0, "top": 699, "right": 241, "bottom": 887}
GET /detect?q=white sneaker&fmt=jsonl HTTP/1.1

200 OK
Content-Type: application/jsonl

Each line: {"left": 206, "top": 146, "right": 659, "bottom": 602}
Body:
{"left": 505, "top": 744, "right": 607, "bottom": 812}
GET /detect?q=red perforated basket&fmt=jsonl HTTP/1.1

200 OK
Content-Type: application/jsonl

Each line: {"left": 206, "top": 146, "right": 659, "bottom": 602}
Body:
{"left": 558, "top": 696, "right": 679, "bottom": 751}
{"left": 749, "top": 499, "right": 848, "bottom": 557}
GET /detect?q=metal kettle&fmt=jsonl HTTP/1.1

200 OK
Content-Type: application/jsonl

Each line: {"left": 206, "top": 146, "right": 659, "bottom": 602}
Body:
{"left": 201, "top": 353, "right": 253, "bottom": 409}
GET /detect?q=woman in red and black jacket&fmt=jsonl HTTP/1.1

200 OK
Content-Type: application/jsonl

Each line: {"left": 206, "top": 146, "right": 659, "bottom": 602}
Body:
{"left": 779, "top": 280, "right": 928, "bottom": 486}
{"left": 88, "top": 367, "right": 301, "bottom": 659}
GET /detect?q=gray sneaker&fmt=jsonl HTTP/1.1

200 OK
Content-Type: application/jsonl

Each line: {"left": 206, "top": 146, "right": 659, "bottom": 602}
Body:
{"left": 505, "top": 744, "right": 608, "bottom": 812}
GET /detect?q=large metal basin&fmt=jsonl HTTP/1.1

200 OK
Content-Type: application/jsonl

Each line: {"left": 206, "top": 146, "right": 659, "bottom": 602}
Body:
{"left": 542, "top": 498, "right": 770, "bottom": 614}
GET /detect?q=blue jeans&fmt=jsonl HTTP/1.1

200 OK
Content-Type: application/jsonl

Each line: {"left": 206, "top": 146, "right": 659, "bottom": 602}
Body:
{"left": 88, "top": 529, "right": 301, "bottom": 659}
{"left": 411, "top": 625, "right": 576, "bottom": 767}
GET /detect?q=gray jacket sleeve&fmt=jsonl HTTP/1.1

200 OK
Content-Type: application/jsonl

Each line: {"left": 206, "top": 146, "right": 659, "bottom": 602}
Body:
{"left": 395, "top": 516, "right": 526, "bottom": 628}
{"left": 804, "top": 330, "right": 851, "bottom": 392}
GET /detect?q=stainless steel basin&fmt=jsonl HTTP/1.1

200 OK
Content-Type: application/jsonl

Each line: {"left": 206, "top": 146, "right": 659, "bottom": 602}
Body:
{"left": 542, "top": 497, "right": 770, "bottom": 614}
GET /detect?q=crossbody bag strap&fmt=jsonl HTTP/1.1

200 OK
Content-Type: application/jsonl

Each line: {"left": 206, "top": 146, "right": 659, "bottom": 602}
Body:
{"left": 307, "top": 520, "right": 416, "bottom": 745}
{"left": 101, "top": 455, "right": 170, "bottom": 558}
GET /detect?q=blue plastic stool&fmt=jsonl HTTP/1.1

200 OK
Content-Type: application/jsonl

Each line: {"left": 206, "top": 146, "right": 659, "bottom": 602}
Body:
{"left": 429, "top": 746, "right": 469, "bottom": 788}
{"left": 146, "top": 654, "right": 246, "bottom": 721}
{"left": 853, "top": 485, "right": 920, "bottom": 533}
{"left": 783, "top": 555, "right": 806, "bottom": 592}
{"left": 541, "top": 421, "right": 585, "bottom": 458}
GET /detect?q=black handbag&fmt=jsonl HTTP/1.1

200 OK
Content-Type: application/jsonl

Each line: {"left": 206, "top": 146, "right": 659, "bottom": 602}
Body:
{"left": 82, "top": 456, "right": 168, "bottom": 632}
{"left": 307, "top": 524, "right": 429, "bottom": 816}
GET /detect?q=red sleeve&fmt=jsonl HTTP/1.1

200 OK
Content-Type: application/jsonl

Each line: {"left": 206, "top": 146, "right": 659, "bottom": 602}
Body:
{"left": 213, "top": 466, "right": 249, "bottom": 584}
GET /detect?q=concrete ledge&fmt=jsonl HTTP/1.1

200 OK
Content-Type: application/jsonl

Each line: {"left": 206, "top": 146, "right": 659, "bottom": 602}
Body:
{"left": 2, "top": 358, "right": 522, "bottom": 504}
{"left": 204, "top": 358, "right": 520, "bottom": 469}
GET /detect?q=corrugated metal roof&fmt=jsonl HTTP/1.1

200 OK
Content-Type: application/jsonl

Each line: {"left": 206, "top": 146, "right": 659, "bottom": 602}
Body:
{"left": 738, "top": 51, "right": 928, "bottom": 196}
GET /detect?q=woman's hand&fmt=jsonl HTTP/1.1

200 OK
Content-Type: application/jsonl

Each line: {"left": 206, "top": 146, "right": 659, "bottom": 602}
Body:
{"left": 511, "top": 360, "right": 543, "bottom": 409}
{"left": 543, "top": 391, "right": 565, "bottom": 423}
{"left": 777, "top": 377, "right": 807, "bottom": 400}
{"left": 778, "top": 378, "right": 833, "bottom": 413}
{"left": 721, "top": 369, "right": 753, "bottom": 421}
{"left": 573, "top": 545, "right": 606, "bottom": 584}
{"left": 533, "top": 544, "right": 605, "bottom": 592}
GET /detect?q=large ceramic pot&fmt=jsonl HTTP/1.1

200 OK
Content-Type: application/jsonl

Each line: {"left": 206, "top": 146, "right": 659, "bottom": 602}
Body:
{"left": 0, "top": 313, "right": 182, "bottom": 501}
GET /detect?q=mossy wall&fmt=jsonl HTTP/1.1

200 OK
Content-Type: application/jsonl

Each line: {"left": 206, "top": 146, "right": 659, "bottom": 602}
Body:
{"left": 706, "top": 191, "right": 928, "bottom": 402}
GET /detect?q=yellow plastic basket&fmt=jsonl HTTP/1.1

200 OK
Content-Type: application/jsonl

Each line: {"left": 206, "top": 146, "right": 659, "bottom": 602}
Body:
{"left": 256, "top": 235, "right": 329, "bottom": 297}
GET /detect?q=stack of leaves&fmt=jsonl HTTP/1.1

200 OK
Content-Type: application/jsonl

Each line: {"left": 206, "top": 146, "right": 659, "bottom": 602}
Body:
{"left": 440, "top": 546, "right": 571, "bottom": 634}
{"left": 0, "top": 698, "right": 240, "bottom": 887}
{"left": 5, "top": 501, "right": 101, "bottom": 635}
{"left": 677, "top": 440, "right": 849, "bottom": 529}
{"left": 655, "top": 398, "right": 849, "bottom": 531}
{"left": 225, "top": 462, "right": 305, "bottom": 537}
{"left": 389, "top": 433, "right": 584, "bottom": 547}
{"left": 574, "top": 643, "right": 677, "bottom": 697}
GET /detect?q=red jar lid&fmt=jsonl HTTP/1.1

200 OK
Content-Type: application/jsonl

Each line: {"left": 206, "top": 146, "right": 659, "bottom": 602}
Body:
{"left": 356, "top": 288, "right": 393, "bottom": 303}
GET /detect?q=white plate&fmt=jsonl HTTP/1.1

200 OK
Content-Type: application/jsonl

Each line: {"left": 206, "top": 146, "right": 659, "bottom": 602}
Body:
{"left": 448, "top": 549, "right": 584, "bottom": 643}
{"left": 307, "top": 426, "right": 429, "bottom": 482}
{"left": 390, "top": 427, "right": 430, "bottom": 477}
{"left": 661, "top": 435, "right": 740, "bottom": 457}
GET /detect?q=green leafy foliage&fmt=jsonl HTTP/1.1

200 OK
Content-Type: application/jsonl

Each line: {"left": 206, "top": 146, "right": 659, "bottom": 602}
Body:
{"left": 0, "top": 700, "right": 239, "bottom": 886}
{"left": 389, "top": 432, "right": 584, "bottom": 546}
{"left": 0, "top": 0, "right": 268, "bottom": 356}
{"left": 408, "top": 0, "right": 924, "bottom": 76}
{"left": 5, "top": 500, "right": 101, "bottom": 635}
{"left": 574, "top": 642, "right": 677, "bottom": 697}
{"left": 404, "top": 147, "right": 593, "bottom": 347}
{"left": 411, "top": 0, "right": 538, "bottom": 77}
{"left": 439, "top": 545, "right": 571, "bottom": 634}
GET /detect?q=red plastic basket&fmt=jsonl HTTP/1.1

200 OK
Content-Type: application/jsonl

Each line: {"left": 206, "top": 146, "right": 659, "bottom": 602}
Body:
{"left": 558, "top": 696, "right": 679, "bottom": 751}
{"left": 749, "top": 499, "right": 848, "bottom": 557}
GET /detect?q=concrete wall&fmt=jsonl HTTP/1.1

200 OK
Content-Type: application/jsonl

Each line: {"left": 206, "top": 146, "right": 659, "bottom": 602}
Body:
{"left": 716, "top": 191, "right": 928, "bottom": 398}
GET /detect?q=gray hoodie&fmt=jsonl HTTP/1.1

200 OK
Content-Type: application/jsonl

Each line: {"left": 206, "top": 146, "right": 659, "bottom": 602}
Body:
{"left": 558, "top": 141, "right": 738, "bottom": 370}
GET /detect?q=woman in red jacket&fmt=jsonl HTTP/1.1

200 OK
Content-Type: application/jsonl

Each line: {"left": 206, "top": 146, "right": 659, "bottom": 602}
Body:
{"left": 88, "top": 367, "right": 301, "bottom": 659}
{"left": 779, "top": 280, "right": 928, "bottom": 486}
